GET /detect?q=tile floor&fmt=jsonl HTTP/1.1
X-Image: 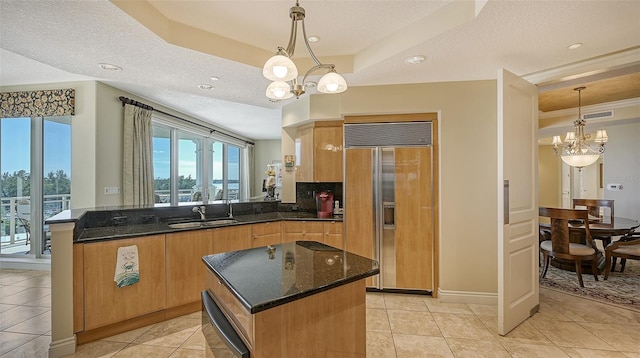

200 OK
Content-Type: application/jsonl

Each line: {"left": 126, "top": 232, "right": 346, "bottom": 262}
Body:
{"left": 1, "top": 268, "right": 639, "bottom": 357}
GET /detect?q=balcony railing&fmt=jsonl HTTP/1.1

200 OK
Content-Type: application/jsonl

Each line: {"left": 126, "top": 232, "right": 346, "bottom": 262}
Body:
{"left": 1, "top": 194, "right": 71, "bottom": 252}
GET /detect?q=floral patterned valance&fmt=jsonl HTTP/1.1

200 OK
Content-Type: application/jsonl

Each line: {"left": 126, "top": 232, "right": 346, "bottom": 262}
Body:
{"left": 1, "top": 88, "right": 75, "bottom": 118}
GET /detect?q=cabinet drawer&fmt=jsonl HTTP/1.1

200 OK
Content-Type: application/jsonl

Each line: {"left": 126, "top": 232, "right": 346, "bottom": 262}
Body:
{"left": 324, "top": 221, "right": 343, "bottom": 234}
{"left": 284, "top": 221, "right": 324, "bottom": 233}
{"left": 252, "top": 222, "right": 281, "bottom": 236}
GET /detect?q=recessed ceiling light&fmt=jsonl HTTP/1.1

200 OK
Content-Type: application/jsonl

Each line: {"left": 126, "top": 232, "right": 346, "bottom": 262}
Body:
{"left": 405, "top": 55, "right": 426, "bottom": 64}
{"left": 308, "top": 36, "right": 320, "bottom": 43}
{"left": 198, "top": 84, "right": 214, "bottom": 90}
{"left": 98, "top": 63, "right": 122, "bottom": 71}
{"left": 210, "top": 76, "right": 220, "bottom": 81}
{"left": 567, "top": 43, "right": 583, "bottom": 50}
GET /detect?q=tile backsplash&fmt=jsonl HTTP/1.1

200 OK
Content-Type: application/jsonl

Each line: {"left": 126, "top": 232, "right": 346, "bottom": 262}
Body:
{"left": 295, "top": 182, "right": 343, "bottom": 212}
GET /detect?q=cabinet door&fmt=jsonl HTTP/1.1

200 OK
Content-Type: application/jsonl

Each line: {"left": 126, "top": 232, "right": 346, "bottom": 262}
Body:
{"left": 295, "top": 126, "right": 314, "bottom": 182}
{"left": 283, "top": 221, "right": 324, "bottom": 243}
{"left": 314, "top": 124, "right": 343, "bottom": 182}
{"left": 252, "top": 222, "right": 282, "bottom": 248}
{"left": 166, "top": 229, "right": 213, "bottom": 308}
{"left": 323, "top": 221, "right": 344, "bottom": 250}
{"left": 212, "top": 225, "right": 252, "bottom": 253}
{"left": 345, "top": 148, "right": 374, "bottom": 259}
{"left": 83, "top": 235, "right": 166, "bottom": 330}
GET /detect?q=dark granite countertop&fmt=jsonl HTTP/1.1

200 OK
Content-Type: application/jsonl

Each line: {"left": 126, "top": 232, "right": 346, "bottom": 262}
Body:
{"left": 75, "top": 211, "right": 343, "bottom": 242}
{"left": 202, "top": 241, "right": 379, "bottom": 314}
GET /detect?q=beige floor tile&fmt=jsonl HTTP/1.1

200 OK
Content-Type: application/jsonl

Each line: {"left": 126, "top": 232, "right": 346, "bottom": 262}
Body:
{"left": 366, "top": 308, "right": 391, "bottom": 332}
{"left": 12, "top": 275, "right": 52, "bottom": 288}
{"left": 4, "top": 311, "right": 51, "bottom": 335}
{"left": 0, "top": 285, "right": 30, "bottom": 299}
{"left": 467, "top": 303, "right": 498, "bottom": 316}
{"left": 528, "top": 301, "right": 575, "bottom": 323}
{"left": 22, "top": 294, "right": 51, "bottom": 308}
{"left": 532, "top": 320, "right": 614, "bottom": 350}
{"left": 100, "top": 324, "right": 154, "bottom": 343}
{"left": 578, "top": 322, "right": 640, "bottom": 353}
{"left": 66, "top": 340, "right": 127, "bottom": 357}
{"left": 169, "top": 348, "right": 209, "bottom": 358}
{"left": 366, "top": 331, "right": 396, "bottom": 358}
{"left": 502, "top": 341, "right": 571, "bottom": 357}
{"left": 0, "top": 305, "right": 50, "bottom": 330}
{"left": 553, "top": 300, "right": 640, "bottom": 325}
{"left": 623, "top": 353, "right": 640, "bottom": 358}
{"left": 0, "top": 331, "right": 39, "bottom": 356}
{"left": 179, "top": 327, "right": 205, "bottom": 351}
{"left": 425, "top": 300, "right": 474, "bottom": 314}
{"left": 0, "top": 303, "right": 17, "bottom": 313}
{"left": 446, "top": 337, "right": 511, "bottom": 357}
{"left": 366, "top": 293, "right": 386, "bottom": 309}
{"left": 111, "top": 343, "right": 176, "bottom": 357}
{"left": 477, "top": 315, "right": 554, "bottom": 346}
{"left": 561, "top": 347, "right": 631, "bottom": 358}
{"left": 393, "top": 334, "right": 453, "bottom": 358}
{"left": 132, "top": 316, "right": 200, "bottom": 348}
{"left": 0, "top": 287, "right": 51, "bottom": 305}
{"left": 383, "top": 294, "right": 429, "bottom": 311}
{"left": 431, "top": 312, "right": 494, "bottom": 340}
{"left": 387, "top": 309, "right": 441, "bottom": 337}
{"left": 1, "top": 335, "right": 50, "bottom": 358}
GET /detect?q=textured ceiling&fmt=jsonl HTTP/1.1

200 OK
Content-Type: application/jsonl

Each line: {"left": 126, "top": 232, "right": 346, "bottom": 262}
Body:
{"left": 1, "top": 0, "right": 639, "bottom": 140}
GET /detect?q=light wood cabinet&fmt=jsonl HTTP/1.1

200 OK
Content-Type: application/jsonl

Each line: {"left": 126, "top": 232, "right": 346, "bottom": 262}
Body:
{"left": 283, "top": 221, "right": 324, "bottom": 243}
{"left": 212, "top": 225, "right": 252, "bottom": 254}
{"left": 323, "top": 221, "right": 344, "bottom": 249}
{"left": 166, "top": 229, "right": 213, "bottom": 308}
{"left": 295, "top": 121, "right": 343, "bottom": 182}
{"left": 82, "top": 234, "right": 166, "bottom": 330}
{"left": 251, "top": 221, "right": 282, "bottom": 247}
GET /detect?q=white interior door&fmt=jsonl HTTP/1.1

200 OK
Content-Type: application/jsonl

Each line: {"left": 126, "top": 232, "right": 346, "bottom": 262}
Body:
{"left": 497, "top": 69, "right": 539, "bottom": 335}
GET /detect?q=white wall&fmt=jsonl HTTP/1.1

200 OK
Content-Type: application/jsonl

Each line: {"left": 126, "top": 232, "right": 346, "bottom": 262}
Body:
{"left": 603, "top": 121, "right": 640, "bottom": 220}
{"left": 253, "top": 140, "right": 282, "bottom": 198}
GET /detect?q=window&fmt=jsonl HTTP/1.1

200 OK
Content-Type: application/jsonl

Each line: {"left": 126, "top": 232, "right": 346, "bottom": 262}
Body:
{"left": 1, "top": 116, "right": 71, "bottom": 258}
{"left": 151, "top": 118, "right": 247, "bottom": 205}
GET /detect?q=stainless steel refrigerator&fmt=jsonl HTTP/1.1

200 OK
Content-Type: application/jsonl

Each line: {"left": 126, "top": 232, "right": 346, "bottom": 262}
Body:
{"left": 344, "top": 121, "right": 434, "bottom": 292}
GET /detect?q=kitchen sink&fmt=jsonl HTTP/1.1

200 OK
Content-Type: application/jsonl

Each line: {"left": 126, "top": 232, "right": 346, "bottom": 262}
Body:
{"left": 168, "top": 222, "right": 204, "bottom": 229}
{"left": 203, "top": 219, "right": 238, "bottom": 226}
{"left": 168, "top": 219, "right": 238, "bottom": 229}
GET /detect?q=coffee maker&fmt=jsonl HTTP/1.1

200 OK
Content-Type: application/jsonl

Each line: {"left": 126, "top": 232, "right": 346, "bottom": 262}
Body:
{"left": 315, "top": 191, "right": 334, "bottom": 218}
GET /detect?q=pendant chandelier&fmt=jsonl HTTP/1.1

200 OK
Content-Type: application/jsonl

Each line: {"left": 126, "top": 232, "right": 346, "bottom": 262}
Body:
{"left": 551, "top": 86, "right": 608, "bottom": 169}
{"left": 262, "top": 1, "right": 347, "bottom": 100}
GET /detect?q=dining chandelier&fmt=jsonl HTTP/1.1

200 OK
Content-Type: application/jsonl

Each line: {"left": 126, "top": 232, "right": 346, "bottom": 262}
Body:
{"left": 262, "top": 1, "right": 347, "bottom": 100}
{"left": 551, "top": 86, "right": 608, "bottom": 169}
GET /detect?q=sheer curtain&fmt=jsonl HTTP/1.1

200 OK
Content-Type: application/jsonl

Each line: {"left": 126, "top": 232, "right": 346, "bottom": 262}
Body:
{"left": 242, "top": 143, "right": 255, "bottom": 199}
{"left": 123, "top": 104, "right": 155, "bottom": 205}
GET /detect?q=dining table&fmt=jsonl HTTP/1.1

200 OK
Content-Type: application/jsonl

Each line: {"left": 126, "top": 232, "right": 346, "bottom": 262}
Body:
{"left": 539, "top": 216, "right": 639, "bottom": 274}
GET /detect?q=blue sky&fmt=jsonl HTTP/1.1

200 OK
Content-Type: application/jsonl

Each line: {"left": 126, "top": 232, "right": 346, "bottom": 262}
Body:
{"left": 1, "top": 117, "right": 71, "bottom": 176}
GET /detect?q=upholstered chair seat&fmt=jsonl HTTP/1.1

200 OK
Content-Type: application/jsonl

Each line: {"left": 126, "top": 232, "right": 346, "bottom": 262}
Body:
{"left": 540, "top": 241, "right": 595, "bottom": 256}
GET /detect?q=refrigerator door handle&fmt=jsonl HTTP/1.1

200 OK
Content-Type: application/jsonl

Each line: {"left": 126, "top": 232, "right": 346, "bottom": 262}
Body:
{"left": 383, "top": 201, "right": 396, "bottom": 229}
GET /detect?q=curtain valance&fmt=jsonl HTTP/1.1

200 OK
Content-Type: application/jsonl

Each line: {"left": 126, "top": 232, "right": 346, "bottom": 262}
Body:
{"left": 0, "top": 88, "right": 75, "bottom": 117}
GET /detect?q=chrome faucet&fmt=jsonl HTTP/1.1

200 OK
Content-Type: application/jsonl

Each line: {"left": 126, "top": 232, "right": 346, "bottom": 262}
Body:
{"left": 192, "top": 205, "right": 206, "bottom": 220}
{"left": 226, "top": 199, "right": 234, "bottom": 219}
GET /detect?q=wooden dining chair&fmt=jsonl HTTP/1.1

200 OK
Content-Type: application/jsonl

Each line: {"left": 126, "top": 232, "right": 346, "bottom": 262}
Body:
{"left": 604, "top": 226, "right": 640, "bottom": 280}
{"left": 572, "top": 199, "right": 615, "bottom": 248}
{"left": 539, "top": 207, "right": 599, "bottom": 287}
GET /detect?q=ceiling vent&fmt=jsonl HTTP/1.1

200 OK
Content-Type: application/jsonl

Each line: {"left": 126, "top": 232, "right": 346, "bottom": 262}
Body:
{"left": 582, "top": 110, "right": 614, "bottom": 120}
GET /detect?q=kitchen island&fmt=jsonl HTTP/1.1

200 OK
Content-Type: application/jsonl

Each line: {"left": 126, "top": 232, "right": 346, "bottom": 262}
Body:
{"left": 202, "top": 241, "right": 379, "bottom": 357}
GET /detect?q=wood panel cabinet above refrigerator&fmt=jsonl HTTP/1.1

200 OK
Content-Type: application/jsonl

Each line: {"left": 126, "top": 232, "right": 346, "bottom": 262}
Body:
{"left": 295, "top": 121, "right": 343, "bottom": 183}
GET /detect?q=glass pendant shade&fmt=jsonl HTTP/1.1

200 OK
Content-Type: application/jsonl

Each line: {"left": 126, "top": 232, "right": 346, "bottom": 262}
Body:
{"left": 263, "top": 55, "right": 298, "bottom": 82}
{"left": 265, "top": 81, "right": 293, "bottom": 100}
{"left": 317, "top": 72, "right": 347, "bottom": 93}
{"left": 561, "top": 153, "right": 599, "bottom": 168}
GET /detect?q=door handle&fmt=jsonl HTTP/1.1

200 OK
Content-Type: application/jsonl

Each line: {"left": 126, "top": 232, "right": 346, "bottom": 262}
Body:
{"left": 383, "top": 202, "right": 395, "bottom": 229}
{"left": 504, "top": 180, "right": 509, "bottom": 225}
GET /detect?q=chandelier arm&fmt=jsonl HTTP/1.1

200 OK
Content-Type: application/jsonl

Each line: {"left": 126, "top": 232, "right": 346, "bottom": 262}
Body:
{"left": 301, "top": 64, "right": 335, "bottom": 84}
{"left": 285, "top": 16, "right": 298, "bottom": 57}
{"left": 300, "top": 18, "right": 323, "bottom": 66}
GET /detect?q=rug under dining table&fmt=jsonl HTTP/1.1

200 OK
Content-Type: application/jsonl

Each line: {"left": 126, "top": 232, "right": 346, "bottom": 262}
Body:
{"left": 539, "top": 258, "right": 640, "bottom": 312}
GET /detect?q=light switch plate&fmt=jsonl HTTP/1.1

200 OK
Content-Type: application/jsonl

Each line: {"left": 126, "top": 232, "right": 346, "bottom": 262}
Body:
{"left": 606, "top": 183, "right": 623, "bottom": 191}
{"left": 104, "top": 187, "right": 120, "bottom": 195}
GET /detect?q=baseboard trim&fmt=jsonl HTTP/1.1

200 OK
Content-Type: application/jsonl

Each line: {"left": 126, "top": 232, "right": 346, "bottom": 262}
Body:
{"left": 49, "top": 335, "right": 76, "bottom": 358}
{"left": 437, "top": 288, "right": 497, "bottom": 305}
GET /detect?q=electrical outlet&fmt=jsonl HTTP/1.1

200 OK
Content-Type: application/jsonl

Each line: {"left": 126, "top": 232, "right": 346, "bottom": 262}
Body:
{"left": 104, "top": 187, "right": 120, "bottom": 195}
{"left": 606, "top": 183, "right": 623, "bottom": 191}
